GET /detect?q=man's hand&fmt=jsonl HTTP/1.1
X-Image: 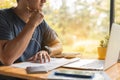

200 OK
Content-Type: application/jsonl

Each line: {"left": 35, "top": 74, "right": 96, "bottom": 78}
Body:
{"left": 28, "top": 50, "right": 50, "bottom": 63}
{"left": 28, "top": 10, "right": 44, "bottom": 27}
{"left": 26, "top": 0, "right": 45, "bottom": 27}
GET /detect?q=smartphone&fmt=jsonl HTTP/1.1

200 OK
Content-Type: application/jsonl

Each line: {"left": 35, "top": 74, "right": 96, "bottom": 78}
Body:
{"left": 54, "top": 70, "right": 95, "bottom": 78}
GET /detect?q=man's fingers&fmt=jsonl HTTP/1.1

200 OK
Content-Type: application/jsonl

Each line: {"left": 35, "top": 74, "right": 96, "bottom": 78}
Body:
{"left": 27, "top": 50, "right": 51, "bottom": 63}
{"left": 38, "top": 53, "right": 43, "bottom": 63}
{"left": 42, "top": 51, "right": 50, "bottom": 62}
{"left": 46, "top": 53, "right": 50, "bottom": 62}
{"left": 42, "top": 53, "right": 47, "bottom": 63}
{"left": 33, "top": 53, "right": 38, "bottom": 62}
{"left": 28, "top": 51, "right": 51, "bottom": 63}
{"left": 37, "top": 51, "right": 51, "bottom": 63}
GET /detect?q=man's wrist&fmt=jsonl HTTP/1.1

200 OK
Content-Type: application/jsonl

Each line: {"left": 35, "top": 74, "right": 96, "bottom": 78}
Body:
{"left": 43, "top": 46, "right": 51, "bottom": 54}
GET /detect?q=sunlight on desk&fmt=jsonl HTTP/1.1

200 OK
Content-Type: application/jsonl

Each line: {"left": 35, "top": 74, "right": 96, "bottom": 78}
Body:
{"left": 0, "top": 58, "right": 120, "bottom": 80}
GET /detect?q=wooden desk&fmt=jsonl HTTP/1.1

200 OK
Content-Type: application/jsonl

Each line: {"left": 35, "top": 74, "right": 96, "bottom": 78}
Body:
{"left": 0, "top": 63, "right": 120, "bottom": 80}
{"left": 106, "top": 63, "right": 120, "bottom": 80}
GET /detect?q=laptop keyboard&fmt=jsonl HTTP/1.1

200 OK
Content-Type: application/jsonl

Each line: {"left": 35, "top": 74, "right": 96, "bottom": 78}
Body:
{"left": 81, "top": 60, "right": 104, "bottom": 68}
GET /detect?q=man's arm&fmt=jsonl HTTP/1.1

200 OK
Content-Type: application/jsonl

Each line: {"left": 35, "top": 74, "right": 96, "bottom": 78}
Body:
{"left": 47, "top": 37, "right": 63, "bottom": 57}
{"left": 27, "top": 37, "right": 62, "bottom": 63}
{"left": 0, "top": 23, "right": 37, "bottom": 65}
{"left": 0, "top": 11, "right": 44, "bottom": 65}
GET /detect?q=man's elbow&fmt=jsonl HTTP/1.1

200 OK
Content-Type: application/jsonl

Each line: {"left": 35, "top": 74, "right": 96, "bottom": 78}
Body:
{"left": 1, "top": 60, "right": 14, "bottom": 66}
{"left": 0, "top": 56, "right": 14, "bottom": 66}
{"left": 2, "top": 61, "right": 13, "bottom": 66}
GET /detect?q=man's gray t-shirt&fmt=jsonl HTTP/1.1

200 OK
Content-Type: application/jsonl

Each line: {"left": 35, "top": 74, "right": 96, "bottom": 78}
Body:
{"left": 0, "top": 8, "right": 57, "bottom": 65}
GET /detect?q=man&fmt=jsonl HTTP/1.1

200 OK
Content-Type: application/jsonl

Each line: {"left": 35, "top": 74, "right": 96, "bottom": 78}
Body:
{"left": 0, "top": 0, "right": 62, "bottom": 70}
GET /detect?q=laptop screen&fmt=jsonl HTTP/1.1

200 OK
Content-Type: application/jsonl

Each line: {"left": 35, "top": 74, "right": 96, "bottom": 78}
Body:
{"left": 104, "top": 23, "right": 120, "bottom": 70}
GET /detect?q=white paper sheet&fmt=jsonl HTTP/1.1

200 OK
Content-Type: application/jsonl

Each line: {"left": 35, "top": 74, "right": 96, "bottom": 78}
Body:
{"left": 11, "top": 58, "right": 63, "bottom": 68}
{"left": 11, "top": 58, "right": 80, "bottom": 69}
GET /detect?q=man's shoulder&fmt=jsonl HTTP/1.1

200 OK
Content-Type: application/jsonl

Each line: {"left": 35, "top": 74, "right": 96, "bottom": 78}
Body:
{"left": 0, "top": 8, "right": 11, "bottom": 14}
{"left": 0, "top": 8, "right": 15, "bottom": 22}
{"left": 0, "top": 8, "right": 13, "bottom": 17}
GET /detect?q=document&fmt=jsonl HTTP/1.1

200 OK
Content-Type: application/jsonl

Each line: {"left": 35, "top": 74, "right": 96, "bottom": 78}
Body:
{"left": 11, "top": 58, "right": 80, "bottom": 69}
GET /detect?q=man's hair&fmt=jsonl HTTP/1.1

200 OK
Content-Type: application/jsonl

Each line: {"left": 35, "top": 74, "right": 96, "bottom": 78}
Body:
{"left": 17, "top": 0, "right": 19, "bottom": 2}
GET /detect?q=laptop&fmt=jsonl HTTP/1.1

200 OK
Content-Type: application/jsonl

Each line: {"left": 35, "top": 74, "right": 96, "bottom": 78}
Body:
{"left": 63, "top": 23, "right": 120, "bottom": 70}
{"left": 118, "top": 53, "right": 120, "bottom": 62}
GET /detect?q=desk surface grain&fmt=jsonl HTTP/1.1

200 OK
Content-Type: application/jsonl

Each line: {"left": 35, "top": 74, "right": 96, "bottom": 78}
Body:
{"left": 0, "top": 66, "right": 50, "bottom": 80}
{"left": 0, "top": 63, "right": 120, "bottom": 80}
{"left": 105, "top": 63, "right": 120, "bottom": 80}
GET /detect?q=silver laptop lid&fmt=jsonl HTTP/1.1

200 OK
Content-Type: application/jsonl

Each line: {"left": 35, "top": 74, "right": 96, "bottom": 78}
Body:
{"left": 118, "top": 53, "right": 120, "bottom": 62}
{"left": 104, "top": 23, "right": 120, "bottom": 70}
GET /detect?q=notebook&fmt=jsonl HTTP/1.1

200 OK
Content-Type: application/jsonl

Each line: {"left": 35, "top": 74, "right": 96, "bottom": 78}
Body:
{"left": 11, "top": 58, "right": 80, "bottom": 73}
{"left": 63, "top": 23, "right": 120, "bottom": 70}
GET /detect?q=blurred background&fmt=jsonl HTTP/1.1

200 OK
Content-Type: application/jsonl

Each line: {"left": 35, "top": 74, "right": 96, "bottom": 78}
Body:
{"left": 0, "top": 0, "right": 119, "bottom": 57}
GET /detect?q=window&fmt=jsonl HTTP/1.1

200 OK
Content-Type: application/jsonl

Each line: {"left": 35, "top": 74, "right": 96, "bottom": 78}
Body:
{"left": 0, "top": 0, "right": 16, "bottom": 9}
{"left": 115, "top": 0, "right": 120, "bottom": 24}
{"left": 44, "top": 0, "right": 110, "bottom": 57}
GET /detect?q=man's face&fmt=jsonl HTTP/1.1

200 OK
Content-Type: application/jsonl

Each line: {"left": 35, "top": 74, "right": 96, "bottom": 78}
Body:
{"left": 27, "top": 0, "right": 46, "bottom": 11}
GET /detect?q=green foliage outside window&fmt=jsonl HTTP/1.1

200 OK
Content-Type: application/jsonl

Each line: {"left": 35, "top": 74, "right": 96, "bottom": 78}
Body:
{"left": 0, "top": 0, "right": 16, "bottom": 9}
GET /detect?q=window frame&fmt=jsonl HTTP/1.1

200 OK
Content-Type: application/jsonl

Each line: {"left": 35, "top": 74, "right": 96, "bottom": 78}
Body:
{"left": 110, "top": 0, "right": 115, "bottom": 32}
